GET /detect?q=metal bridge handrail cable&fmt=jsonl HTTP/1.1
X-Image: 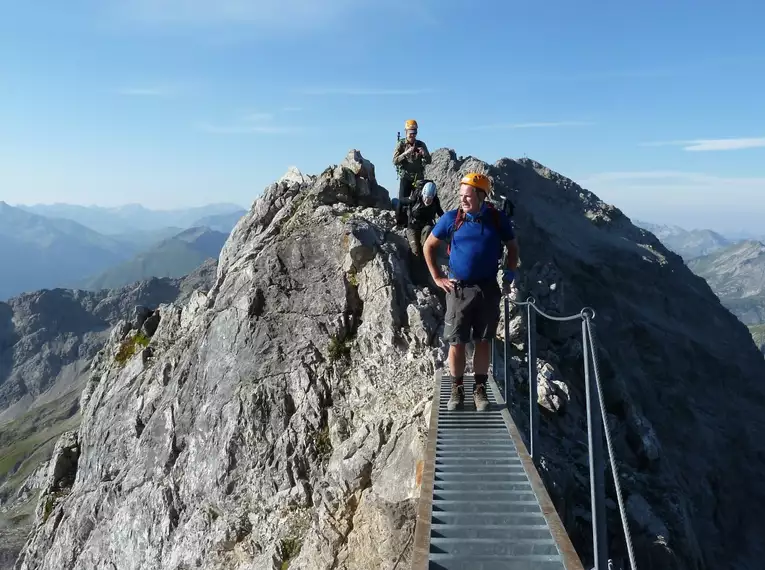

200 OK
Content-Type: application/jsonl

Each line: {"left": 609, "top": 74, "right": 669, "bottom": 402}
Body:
{"left": 501, "top": 294, "right": 637, "bottom": 570}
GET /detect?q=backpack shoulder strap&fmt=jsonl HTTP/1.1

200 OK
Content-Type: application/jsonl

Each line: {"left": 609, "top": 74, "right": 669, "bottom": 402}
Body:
{"left": 491, "top": 207, "right": 502, "bottom": 230}
{"left": 454, "top": 208, "right": 466, "bottom": 232}
{"left": 446, "top": 209, "right": 465, "bottom": 255}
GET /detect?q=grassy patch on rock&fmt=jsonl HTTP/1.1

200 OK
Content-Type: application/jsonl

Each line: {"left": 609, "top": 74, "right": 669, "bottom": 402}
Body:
{"left": 327, "top": 334, "right": 353, "bottom": 362}
{"left": 0, "top": 389, "right": 81, "bottom": 486}
{"left": 279, "top": 536, "right": 302, "bottom": 570}
{"left": 114, "top": 332, "right": 150, "bottom": 365}
{"left": 311, "top": 425, "right": 333, "bottom": 461}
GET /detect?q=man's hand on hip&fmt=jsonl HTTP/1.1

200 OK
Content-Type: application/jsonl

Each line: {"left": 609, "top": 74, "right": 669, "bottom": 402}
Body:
{"left": 435, "top": 276, "right": 454, "bottom": 293}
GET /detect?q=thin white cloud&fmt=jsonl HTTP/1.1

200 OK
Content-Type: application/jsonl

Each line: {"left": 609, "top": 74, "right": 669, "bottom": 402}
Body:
{"left": 576, "top": 170, "right": 765, "bottom": 232}
{"left": 194, "top": 106, "right": 306, "bottom": 135}
{"left": 579, "top": 170, "right": 765, "bottom": 208}
{"left": 116, "top": 87, "right": 174, "bottom": 97}
{"left": 195, "top": 121, "right": 302, "bottom": 135}
{"left": 582, "top": 170, "right": 765, "bottom": 185}
{"left": 113, "top": 0, "right": 363, "bottom": 31}
{"left": 468, "top": 121, "right": 594, "bottom": 131}
{"left": 513, "top": 56, "right": 765, "bottom": 84}
{"left": 641, "top": 137, "right": 765, "bottom": 151}
{"left": 298, "top": 87, "right": 432, "bottom": 96}
{"left": 112, "top": 0, "right": 440, "bottom": 31}
{"left": 195, "top": 109, "right": 303, "bottom": 134}
{"left": 242, "top": 112, "right": 274, "bottom": 122}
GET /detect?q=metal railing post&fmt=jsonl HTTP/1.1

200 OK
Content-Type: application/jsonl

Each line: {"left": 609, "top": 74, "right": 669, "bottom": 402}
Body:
{"left": 527, "top": 302, "right": 538, "bottom": 460}
{"left": 491, "top": 336, "right": 495, "bottom": 381}
{"left": 503, "top": 295, "right": 510, "bottom": 406}
{"left": 582, "top": 319, "right": 608, "bottom": 569}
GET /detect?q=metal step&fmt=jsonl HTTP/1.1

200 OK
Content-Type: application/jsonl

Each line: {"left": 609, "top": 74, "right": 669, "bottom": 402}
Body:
{"left": 428, "top": 555, "right": 569, "bottom": 570}
{"left": 411, "top": 371, "right": 584, "bottom": 570}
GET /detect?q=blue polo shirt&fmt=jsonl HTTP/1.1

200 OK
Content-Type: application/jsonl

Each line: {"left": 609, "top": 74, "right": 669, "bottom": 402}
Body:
{"left": 432, "top": 204, "right": 515, "bottom": 282}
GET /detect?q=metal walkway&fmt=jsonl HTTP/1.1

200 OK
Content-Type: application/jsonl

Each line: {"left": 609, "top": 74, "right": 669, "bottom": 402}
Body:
{"left": 410, "top": 370, "right": 585, "bottom": 570}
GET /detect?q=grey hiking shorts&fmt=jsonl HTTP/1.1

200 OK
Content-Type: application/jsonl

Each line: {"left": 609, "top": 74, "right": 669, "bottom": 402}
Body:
{"left": 443, "top": 279, "right": 502, "bottom": 345}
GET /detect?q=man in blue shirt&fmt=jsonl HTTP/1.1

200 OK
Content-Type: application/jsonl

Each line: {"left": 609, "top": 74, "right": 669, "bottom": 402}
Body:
{"left": 423, "top": 172, "right": 519, "bottom": 411}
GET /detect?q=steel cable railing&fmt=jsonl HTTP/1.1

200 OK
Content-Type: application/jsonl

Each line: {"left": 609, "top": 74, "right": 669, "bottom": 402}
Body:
{"left": 490, "top": 293, "right": 636, "bottom": 570}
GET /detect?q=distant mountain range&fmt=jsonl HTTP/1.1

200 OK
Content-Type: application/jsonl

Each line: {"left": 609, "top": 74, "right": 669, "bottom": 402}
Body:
{"left": 686, "top": 240, "right": 765, "bottom": 326}
{"left": 0, "top": 201, "right": 246, "bottom": 300}
{"left": 80, "top": 226, "right": 229, "bottom": 290}
{"left": 17, "top": 202, "right": 245, "bottom": 235}
{"left": 0, "top": 202, "right": 130, "bottom": 300}
{"left": 634, "top": 220, "right": 737, "bottom": 260}
{"left": 637, "top": 219, "right": 765, "bottom": 350}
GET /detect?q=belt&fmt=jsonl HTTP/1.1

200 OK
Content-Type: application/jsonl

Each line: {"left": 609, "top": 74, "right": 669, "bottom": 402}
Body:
{"left": 449, "top": 278, "right": 496, "bottom": 288}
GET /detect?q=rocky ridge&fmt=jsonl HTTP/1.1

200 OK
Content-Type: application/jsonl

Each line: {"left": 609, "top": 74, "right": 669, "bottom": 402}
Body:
{"left": 0, "top": 259, "right": 218, "bottom": 423}
{"left": 0, "top": 259, "right": 217, "bottom": 569}
{"left": 424, "top": 150, "right": 765, "bottom": 569}
{"left": 12, "top": 149, "right": 765, "bottom": 570}
{"left": 687, "top": 239, "right": 765, "bottom": 326}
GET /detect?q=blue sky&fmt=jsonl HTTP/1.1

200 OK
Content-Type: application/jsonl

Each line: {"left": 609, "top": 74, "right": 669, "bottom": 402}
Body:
{"left": 1, "top": 0, "right": 764, "bottom": 234}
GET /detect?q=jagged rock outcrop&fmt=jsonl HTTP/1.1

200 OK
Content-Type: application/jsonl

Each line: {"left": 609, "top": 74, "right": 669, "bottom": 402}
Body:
{"left": 14, "top": 158, "right": 433, "bottom": 570}
{"left": 425, "top": 150, "right": 765, "bottom": 569}
{"left": 14, "top": 148, "right": 765, "bottom": 570}
{"left": 0, "top": 259, "right": 217, "bottom": 569}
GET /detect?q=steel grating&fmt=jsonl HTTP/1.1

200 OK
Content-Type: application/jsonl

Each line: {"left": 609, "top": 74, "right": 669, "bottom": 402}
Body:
{"left": 410, "top": 370, "right": 585, "bottom": 570}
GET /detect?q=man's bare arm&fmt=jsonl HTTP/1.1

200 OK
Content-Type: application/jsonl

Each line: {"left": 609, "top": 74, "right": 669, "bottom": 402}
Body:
{"left": 423, "top": 233, "right": 442, "bottom": 279}
{"left": 504, "top": 238, "right": 519, "bottom": 271}
{"left": 423, "top": 233, "right": 453, "bottom": 292}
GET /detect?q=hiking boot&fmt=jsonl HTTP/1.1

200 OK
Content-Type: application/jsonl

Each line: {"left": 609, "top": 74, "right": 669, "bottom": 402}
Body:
{"left": 446, "top": 380, "right": 464, "bottom": 411}
{"left": 473, "top": 382, "right": 489, "bottom": 411}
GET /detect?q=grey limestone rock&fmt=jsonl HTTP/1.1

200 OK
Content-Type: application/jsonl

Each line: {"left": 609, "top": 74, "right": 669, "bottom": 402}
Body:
{"left": 14, "top": 156, "right": 436, "bottom": 570}
{"left": 424, "top": 148, "right": 765, "bottom": 569}
{"left": 0, "top": 260, "right": 217, "bottom": 568}
{"left": 11, "top": 148, "right": 765, "bottom": 570}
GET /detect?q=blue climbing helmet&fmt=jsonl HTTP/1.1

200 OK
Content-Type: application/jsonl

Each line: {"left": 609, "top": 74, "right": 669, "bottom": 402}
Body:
{"left": 421, "top": 181, "right": 437, "bottom": 205}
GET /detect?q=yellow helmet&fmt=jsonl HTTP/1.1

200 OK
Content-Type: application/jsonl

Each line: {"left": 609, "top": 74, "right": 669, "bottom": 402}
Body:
{"left": 404, "top": 119, "right": 418, "bottom": 131}
{"left": 460, "top": 172, "right": 491, "bottom": 195}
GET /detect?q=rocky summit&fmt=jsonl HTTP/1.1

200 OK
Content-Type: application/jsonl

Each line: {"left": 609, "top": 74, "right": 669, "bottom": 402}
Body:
{"left": 11, "top": 149, "right": 765, "bottom": 570}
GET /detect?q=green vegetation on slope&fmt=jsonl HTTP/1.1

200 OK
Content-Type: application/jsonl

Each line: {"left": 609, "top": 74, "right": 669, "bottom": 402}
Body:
{"left": 687, "top": 240, "right": 765, "bottom": 325}
{"left": 0, "top": 388, "right": 81, "bottom": 503}
{"left": 0, "top": 387, "right": 81, "bottom": 565}
{"left": 749, "top": 324, "right": 765, "bottom": 348}
{"left": 82, "top": 227, "right": 228, "bottom": 291}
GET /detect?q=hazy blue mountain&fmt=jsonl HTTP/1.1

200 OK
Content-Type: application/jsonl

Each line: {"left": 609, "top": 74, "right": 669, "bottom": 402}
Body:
{"left": 17, "top": 202, "right": 246, "bottom": 235}
{"left": 191, "top": 209, "right": 246, "bottom": 233}
{"left": 0, "top": 202, "right": 134, "bottom": 300}
{"left": 637, "top": 219, "right": 765, "bottom": 325}
{"left": 750, "top": 324, "right": 765, "bottom": 355}
{"left": 80, "top": 226, "right": 228, "bottom": 291}
{"left": 635, "top": 219, "right": 733, "bottom": 260}
{"left": 107, "top": 226, "right": 186, "bottom": 250}
{"left": 687, "top": 240, "right": 765, "bottom": 325}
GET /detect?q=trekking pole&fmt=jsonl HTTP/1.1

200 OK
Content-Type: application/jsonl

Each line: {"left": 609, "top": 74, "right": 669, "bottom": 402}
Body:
{"left": 395, "top": 131, "right": 401, "bottom": 180}
{"left": 527, "top": 301, "right": 538, "bottom": 460}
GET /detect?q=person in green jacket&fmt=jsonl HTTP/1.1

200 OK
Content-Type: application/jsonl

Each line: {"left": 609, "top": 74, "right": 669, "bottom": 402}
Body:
{"left": 392, "top": 119, "right": 431, "bottom": 227}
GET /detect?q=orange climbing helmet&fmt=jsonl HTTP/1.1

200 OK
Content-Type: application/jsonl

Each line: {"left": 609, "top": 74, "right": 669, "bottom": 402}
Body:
{"left": 460, "top": 172, "right": 491, "bottom": 195}
{"left": 404, "top": 119, "right": 418, "bottom": 131}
